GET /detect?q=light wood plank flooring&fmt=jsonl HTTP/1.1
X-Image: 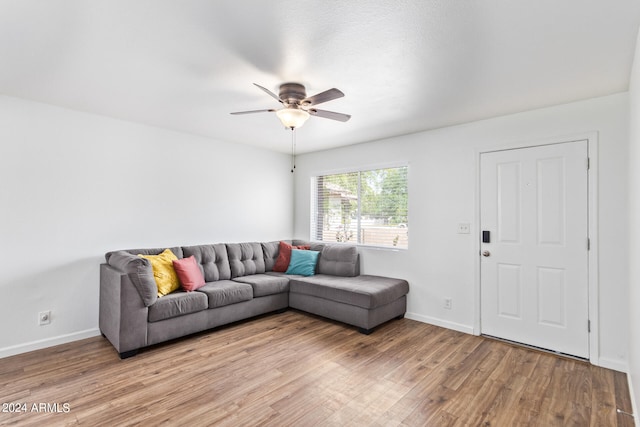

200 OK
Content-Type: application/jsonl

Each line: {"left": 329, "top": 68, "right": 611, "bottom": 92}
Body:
{"left": 0, "top": 311, "right": 634, "bottom": 426}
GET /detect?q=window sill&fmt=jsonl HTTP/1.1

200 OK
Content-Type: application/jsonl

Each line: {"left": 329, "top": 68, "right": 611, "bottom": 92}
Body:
{"left": 311, "top": 240, "right": 408, "bottom": 252}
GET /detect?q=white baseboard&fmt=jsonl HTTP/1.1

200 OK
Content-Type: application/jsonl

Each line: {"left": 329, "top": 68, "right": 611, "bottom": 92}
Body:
{"left": 0, "top": 329, "right": 101, "bottom": 359}
{"left": 405, "top": 312, "right": 475, "bottom": 335}
{"left": 595, "top": 356, "right": 629, "bottom": 373}
{"left": 628, "top": 373, "right": 639, "bottom": 426}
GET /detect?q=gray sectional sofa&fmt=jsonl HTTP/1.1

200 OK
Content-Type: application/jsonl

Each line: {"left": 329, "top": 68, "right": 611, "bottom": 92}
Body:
{"left": 99, "top": 240, "right": 409, "bottom": 358}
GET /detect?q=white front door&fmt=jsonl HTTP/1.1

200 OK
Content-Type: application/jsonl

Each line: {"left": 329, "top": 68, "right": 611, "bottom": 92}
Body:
{"left": 480, "top": 141, "right": 589, "bottom": 358}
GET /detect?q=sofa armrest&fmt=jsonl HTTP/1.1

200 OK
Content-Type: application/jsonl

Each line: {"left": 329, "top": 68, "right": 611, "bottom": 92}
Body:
{"left": 107, "top": 250, "right": 157, "bottom": 306}
{"left": 99, "top": 264, "right": 149, "bottom": 355}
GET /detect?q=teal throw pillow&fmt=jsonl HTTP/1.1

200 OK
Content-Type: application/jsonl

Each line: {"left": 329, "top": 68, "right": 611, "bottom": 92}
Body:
{"left": 286, "top": 249, "right": 320, "bottom": 276}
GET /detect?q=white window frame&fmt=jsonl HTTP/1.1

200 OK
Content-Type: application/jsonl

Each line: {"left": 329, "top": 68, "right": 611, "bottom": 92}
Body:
{"left": 310, "top": 163, "right": 409, "bottom": 249}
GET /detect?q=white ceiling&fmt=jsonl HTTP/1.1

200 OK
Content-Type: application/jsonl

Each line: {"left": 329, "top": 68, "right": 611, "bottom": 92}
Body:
{"left": 1, "top": 1, "right": 639, "bottom": 154}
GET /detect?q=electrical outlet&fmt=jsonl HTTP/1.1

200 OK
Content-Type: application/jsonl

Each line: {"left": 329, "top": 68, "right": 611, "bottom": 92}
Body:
{"left": 444, "top": 298, "right": 452, "bottom": 310}
{"left": 38, "top": 310, "right": 51, "bottom": 325}
{"left": 457, "top": 223, "right": 470, "bottom": 234}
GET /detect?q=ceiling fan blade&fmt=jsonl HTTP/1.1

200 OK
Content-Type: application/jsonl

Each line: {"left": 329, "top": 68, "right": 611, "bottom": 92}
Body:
{"left": 308, "top": 108, "right": 351, "bottom": 122}
{"left": 302, "top": 88, "right": 344, "bottom": 106}
{"left": 230, "top": 109, "right": 276, "bottom": 115}
{"left": 253, "top": 83, "right": 282, "bottom": 103}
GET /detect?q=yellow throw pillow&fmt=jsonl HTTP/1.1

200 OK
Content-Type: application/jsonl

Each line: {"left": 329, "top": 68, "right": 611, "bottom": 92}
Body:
{"left": 138, "top": 249, "right": 180, "bottom": 297}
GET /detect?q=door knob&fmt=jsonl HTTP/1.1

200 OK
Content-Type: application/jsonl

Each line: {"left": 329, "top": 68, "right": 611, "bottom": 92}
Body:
{"left": 482, "top": 250, "right": 491, "bottom": 257}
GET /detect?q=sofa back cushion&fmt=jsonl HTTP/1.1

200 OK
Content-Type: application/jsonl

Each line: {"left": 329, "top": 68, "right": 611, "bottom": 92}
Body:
{"left": 261, "top": 240, "right": 287, "bottom": 272}
{"left": 182, "top": 244, "right": 231, "bottom": 282}
{"left": 317, "top": 244, "right": 360, "bottom": 277}
{"left": 226, "top": 242, "right": 266, "bottom": 278}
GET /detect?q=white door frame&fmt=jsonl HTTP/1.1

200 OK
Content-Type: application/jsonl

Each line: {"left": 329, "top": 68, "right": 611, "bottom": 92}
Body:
{"left": 474, "top": 132, "right": 600, "bottom": 365}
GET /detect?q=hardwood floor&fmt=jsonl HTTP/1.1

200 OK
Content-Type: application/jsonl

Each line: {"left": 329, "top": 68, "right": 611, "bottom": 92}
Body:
{"left": 0, "top": 311, "right": 634, "bottom": 426}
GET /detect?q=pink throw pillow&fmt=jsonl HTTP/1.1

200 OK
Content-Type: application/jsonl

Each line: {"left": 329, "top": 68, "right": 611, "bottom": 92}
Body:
{"left": 172, "top": 256, "right": 205, "bottom": 291}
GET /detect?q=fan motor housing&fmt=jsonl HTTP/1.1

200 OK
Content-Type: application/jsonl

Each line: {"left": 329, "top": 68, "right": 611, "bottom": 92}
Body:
{"left": 279, "top": 83, "right": 307, "bottom": 104}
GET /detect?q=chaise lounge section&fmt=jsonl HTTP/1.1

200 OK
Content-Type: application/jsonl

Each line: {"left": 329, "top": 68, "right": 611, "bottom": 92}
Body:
{"left": 100, "top": 240, "right": 409, "bottom": 358}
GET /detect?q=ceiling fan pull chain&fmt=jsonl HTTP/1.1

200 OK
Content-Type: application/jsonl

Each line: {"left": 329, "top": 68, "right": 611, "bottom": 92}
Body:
{"left": 290, "top": 128, "right": 297, "bottom": 173}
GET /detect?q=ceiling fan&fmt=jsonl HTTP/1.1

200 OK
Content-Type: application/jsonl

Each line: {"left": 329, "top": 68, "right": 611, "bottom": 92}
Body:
{"left": 231, "top": 83, "right": 351, "bottom": 129}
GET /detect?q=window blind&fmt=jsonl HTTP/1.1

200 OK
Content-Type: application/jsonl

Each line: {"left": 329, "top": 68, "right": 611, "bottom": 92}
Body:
{"left": 311, "top": 166, "right": 408, "bottom": 248}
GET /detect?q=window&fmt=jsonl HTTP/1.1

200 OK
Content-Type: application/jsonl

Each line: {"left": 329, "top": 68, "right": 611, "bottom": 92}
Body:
{"left": 311, "top": 166, "right": 408, "bottom": 248}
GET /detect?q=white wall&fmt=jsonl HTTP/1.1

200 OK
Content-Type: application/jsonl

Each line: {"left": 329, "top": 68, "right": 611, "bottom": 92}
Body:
{"left": 294, "top": 93, "right": 629, "bottom": 371}
{"left": 0, "top": 95, "right": 293, "bottom": 358}
{"left": 627, "top": 27, "right": 640, "bottom": 423}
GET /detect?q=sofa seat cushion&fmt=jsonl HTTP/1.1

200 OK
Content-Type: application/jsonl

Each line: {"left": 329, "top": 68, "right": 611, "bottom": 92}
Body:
{"left": 233, "top": 274, "right": 290, "bottom": 297}
{"left": 148, "top": 291, "right": 208, "bottom": 322}
{"left": 196, "top": 280, "right": 253, "bottom": 308}
{"left": 265, "top": 271, "right": 306, "bottom": 279}
{"left": 290, "top": 275, "right": 409, "bottom": 309}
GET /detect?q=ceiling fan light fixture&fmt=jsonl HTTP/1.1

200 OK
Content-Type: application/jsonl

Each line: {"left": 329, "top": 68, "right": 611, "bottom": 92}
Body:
{"left": 276, "top": 108, "right": 310, "bottom": 129}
